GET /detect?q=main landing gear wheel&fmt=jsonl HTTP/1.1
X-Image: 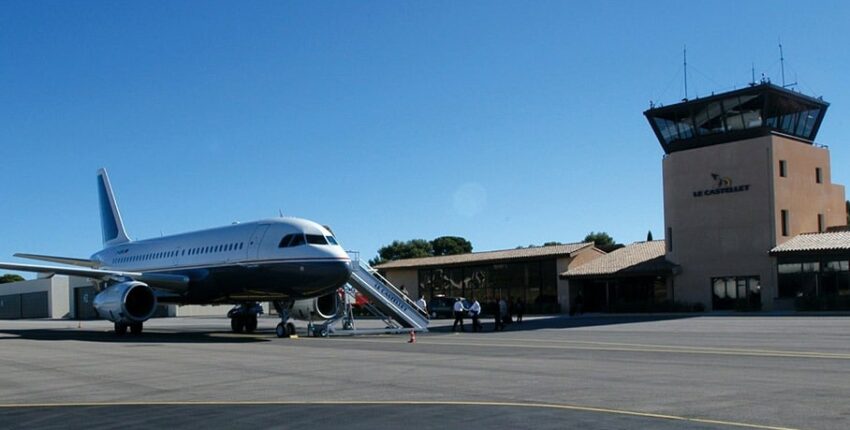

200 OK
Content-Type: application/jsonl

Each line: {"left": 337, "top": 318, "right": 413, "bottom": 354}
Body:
{"left": 275, "top": 322, "right": 296, "bottom": 338}
{"left": 244, "top": 314, "right": 258, "bottom": 333}
{"left": 114, "top": 322, "right": 128, "bottom": 335}
{"left": 231, "top": 316, "right": 244, "bottom": 333}
{"left": 229, "top": 302, "right": 262, "bottom": 334}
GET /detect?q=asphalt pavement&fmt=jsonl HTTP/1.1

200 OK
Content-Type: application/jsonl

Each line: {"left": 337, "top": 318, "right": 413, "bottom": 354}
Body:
{"left": 0, "top": 314, "right": 848, "bottom": 429}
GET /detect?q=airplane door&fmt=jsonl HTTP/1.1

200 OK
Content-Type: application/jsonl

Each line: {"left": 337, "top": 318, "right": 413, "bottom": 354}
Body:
{"left": 246, "top": 224, "right": 271, "bottom": 260}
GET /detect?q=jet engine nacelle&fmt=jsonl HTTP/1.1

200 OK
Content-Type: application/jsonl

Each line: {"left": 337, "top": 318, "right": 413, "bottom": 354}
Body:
{"left": 93, "top": 281, "right": 157, "bottom": 324}
{"left": 291, "top": 292, "right": 340, "bottom": 321}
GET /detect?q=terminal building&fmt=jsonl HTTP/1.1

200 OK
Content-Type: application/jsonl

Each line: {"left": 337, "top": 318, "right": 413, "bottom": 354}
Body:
{"left": 379, "top": 83, "right": 849, "bottom": 314}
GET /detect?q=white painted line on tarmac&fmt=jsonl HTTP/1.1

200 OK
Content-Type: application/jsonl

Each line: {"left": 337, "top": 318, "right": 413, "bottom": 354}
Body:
{"left": 0, "top": 400, "right": 799, "bottom": 430}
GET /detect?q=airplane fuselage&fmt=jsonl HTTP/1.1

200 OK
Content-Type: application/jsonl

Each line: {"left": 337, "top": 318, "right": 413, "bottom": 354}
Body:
{"left": 92, "top": 218, "right": 352, "bottom": 304}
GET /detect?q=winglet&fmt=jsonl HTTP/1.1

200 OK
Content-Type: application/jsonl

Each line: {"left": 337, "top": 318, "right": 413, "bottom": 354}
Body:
{"left": 97, "top": 169, "right": 131, "bottom": 246}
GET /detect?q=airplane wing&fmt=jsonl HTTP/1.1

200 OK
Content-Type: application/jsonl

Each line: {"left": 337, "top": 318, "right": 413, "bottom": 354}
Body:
{"left": 0, "top": 261, "right": 190, "bottom": 293}
{"left": 14, "top": 253, "right": 99, "bottom": 268}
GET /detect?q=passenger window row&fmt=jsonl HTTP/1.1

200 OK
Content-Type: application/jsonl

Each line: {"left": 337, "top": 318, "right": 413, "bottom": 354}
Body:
{"left": 112, "top": 242, "right": 245, "bottom": 265}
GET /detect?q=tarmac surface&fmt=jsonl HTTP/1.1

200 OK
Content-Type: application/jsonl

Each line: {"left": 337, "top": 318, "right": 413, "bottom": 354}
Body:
{"left": 0, "top": 314, "right": 848, "bottom": 429}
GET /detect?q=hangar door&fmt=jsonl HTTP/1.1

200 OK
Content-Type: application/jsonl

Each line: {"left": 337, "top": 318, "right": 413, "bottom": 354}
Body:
{"left": 0, "top": 295, "right": 22, "bottom": 319}
{"left": 21, "top": 292, "right": 49, "bottom": 318}
{"left": 74, "top": 286, "right": 99, "bottom": 320}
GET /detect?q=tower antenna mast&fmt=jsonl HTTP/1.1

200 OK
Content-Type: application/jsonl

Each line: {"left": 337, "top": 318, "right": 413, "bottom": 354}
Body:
{"left": 751, "top": 62, "right": 756, "bottom": 86}
{"left": 779, "top": 42, "right": 797, "bottom": 89}
{"left": 683, "top": 46, "right": 688, "bottom": 100}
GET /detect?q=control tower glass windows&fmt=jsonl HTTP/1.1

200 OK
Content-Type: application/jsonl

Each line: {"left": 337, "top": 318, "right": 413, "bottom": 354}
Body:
{"left": 645, "top": 84, "right": 828, "bottom": 154}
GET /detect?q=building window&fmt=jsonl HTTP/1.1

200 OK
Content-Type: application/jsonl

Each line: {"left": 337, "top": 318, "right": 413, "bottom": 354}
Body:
{"left": 816, "top": 167, "right": 822, "bottom": 184}
{"left": 818, "top": 214, "right": 825, "bottom": 232}
{"left": 781, "top": 210, "right": 790, "bottom": 237}
{"left": 666, "top": 227, "right": 673, "bottom": 252}
{"left": 779, "top": 160, "right": 787, "bottom": 177}
{"left": 712, "top": 276, "right": 761, "bottom": 311}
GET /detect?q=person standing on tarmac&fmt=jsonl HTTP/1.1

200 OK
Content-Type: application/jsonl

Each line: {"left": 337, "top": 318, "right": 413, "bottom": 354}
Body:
{"left": 469, "top": 297, "right": 482, "bottom": 332}
{"left": 452, "top": 298, "right": 467, "bottom": 332}
{"left": 515, "top": 298, "right": 525, "bottom": 323}
{"left": 498, "top": 297, "right": 508, "bottom": 330}
{"left": 493, "top": 298, "right": 504, "bottom": 331}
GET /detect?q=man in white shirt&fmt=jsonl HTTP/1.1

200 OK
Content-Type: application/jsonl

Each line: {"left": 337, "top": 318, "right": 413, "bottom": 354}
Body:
{"left": 452, "top": 298, "right": 466, "bottom": 332}
{"left": 469, "top": 297, "right": 482, "bottom": 332}
{"left": 416, "top": 295, "right": 427, "bottom": 314}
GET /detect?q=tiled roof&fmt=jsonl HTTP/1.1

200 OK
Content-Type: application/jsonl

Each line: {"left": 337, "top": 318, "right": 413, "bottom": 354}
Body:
{"left": 770, "top": 231, "right": 850, "bottom": 255}
{"left": 560, "top": 240, "right": 676, "bottom": 278}
{"left": 374, "top": 242, "right": 595, "bottom": 270}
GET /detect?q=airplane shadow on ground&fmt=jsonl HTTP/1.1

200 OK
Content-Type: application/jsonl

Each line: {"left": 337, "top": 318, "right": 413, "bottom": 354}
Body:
{"left": 426, "top": 314, "right": 698, "bottom": 334}
{"left": 0, "top": 328, "right": 274, "bottom": 344}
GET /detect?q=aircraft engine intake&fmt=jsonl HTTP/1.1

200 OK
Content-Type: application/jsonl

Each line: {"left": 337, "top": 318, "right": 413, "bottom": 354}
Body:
{"left": 93, "top": 281, "right": 158, "bottom": 324}
{"left": 291, "top": 292, "right": 340, "bottom": 321}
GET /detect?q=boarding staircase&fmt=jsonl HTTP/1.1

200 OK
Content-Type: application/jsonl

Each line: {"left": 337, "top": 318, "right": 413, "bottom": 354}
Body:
{"left": 346, "top": 252, "right": 430, "bottom": 332}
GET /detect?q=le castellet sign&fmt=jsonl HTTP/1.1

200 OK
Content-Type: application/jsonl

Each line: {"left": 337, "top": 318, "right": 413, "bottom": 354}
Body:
{"left": 693, "top": 173, "right": 750, "bottom": 197}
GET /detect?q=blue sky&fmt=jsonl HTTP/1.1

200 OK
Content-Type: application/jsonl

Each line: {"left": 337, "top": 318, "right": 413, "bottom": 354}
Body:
{"left": 2, "top": 1, "right": 849, "bottom": 274}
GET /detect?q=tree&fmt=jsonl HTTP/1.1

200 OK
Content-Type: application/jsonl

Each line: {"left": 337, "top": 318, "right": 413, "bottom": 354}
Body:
{"left": 542, "top": 241, "right": 564, "bottom": 247}
{"left": 0, "top": 274, "right": 24, "bottom": 284}
{"left": 583, "top": 231, "right": 623, "bottom": 253}
{"left": 370, "top": 239, "right": 433, "bottom": 266}
{"left": 647, "top": 230, "right": 653, "bottom": 241}
{"left": 371, "top": 236, "right": 474, "bottom": 265}
{"left": 431, "top": 236, "right": 473, "bottom": 256}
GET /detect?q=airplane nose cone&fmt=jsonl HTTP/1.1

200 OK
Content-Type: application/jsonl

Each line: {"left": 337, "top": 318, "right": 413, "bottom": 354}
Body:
{"left": 316, "top": 259, "right": 352, "bottom": 293}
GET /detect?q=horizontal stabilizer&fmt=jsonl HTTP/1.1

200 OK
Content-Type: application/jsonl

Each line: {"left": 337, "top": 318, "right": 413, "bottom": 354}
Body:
{"left": 14, "top": 253, "right": 99, "bottom": 268}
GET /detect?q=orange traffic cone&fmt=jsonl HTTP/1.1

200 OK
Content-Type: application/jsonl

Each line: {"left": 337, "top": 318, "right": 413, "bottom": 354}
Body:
{"left": 408, "top": 330, "right": 416, "bottom": 343}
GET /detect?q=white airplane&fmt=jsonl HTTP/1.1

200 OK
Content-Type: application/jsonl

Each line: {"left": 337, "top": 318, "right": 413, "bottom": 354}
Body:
{"left": 0, "top": 169, "right": 353, "bottom": 337}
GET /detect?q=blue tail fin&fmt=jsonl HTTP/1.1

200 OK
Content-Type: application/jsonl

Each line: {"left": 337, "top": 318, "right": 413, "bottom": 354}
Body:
{"left": 97, "top": 169, "right": 131, "bottom": 246}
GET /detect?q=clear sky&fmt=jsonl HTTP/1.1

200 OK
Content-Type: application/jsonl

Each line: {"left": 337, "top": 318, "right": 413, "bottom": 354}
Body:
{"left": 2, "top": 1, "right": 849, "bottom": 275}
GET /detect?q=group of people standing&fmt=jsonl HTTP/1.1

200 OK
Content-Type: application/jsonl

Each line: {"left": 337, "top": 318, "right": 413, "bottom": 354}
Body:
{"left": 452, "top": 296, "right": 525, "bottom": 332}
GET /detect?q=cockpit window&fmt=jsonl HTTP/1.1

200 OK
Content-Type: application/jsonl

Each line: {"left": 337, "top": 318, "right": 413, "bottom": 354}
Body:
{"left": 279, "top": 234, "right": 294, "bottom": 248}
{"left": 306, "top": 234, "right": 328, "bottom": 245}
{"left": 289, "top": 234, "right": 306, "bottom": 247}
{"left": 326, "top": 236, "right": 338, "bottom": 245}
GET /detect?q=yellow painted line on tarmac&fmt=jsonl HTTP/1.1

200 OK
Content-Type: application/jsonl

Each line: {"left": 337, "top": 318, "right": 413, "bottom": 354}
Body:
{"left": 323, "top": 336, "right": 850, "bottom": 360}
{"left": 492, "top": 337, "right": 850, "bottom": 359}
{"left": 0, "top": 400, "right": 799, "bottom": 430}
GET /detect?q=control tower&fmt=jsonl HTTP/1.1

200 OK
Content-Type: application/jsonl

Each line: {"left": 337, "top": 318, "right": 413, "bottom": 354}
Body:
{"left": 644, "top": 83, "right": 845, "bottom": 310}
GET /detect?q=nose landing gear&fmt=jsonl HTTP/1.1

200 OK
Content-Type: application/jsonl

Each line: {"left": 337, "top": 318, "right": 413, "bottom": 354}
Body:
{"left": 273, "top": 300, "right": 296, "bottom": 338}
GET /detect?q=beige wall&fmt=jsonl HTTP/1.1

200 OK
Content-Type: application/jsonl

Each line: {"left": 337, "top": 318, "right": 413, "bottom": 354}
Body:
{"left": 383, "top": 269, "right": 418, "bottom": 298}
{"left": 175, "top": 303, "right": 271, "bottom": 317}
{"left": 558, "top": 247, "right": 605, "bottom": 313}
{"left": 771, "top": 137, "right": 847, "bottom": 239}
{"left": 663, "top": 134, "right": 845, "bottom": 310}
